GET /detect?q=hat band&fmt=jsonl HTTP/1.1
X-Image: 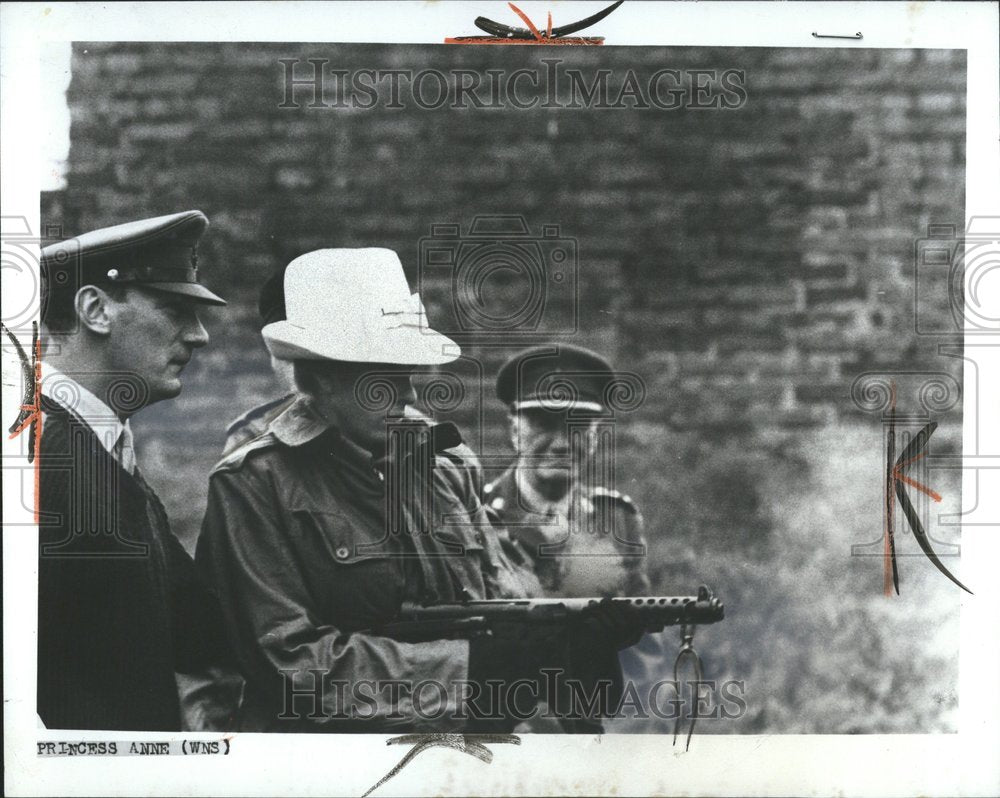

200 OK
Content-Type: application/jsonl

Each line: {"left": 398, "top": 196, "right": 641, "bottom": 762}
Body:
{"left": 105, "top": 266, "right": 198, "bottom": 284}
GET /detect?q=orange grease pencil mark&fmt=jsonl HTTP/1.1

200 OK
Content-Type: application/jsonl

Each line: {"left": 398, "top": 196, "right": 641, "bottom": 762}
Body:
{"left": 2, "top": 323, "right": 41, "bottom": 522}
{"left": 508, "top": 2, "right": 545, "bottom": 41}
{"left": 444, "top": 1, "right": 620, "bottom": 45}
{"left": 884, "top": 381, "right": 896, "bottom": 596}
{"left": 895, "top": 473, "right": 942, "bottom": 503}
{"left": 33, "top": 333, "right": 42, "bottom": 523}
{"left": 882, "top": 390, "right": 960, "bottom": 594}
{"left": 896, "top": 451, "right": 926, "bottom": 470}
{"left": 442, "top": 38, "right": 604, "bottom": 45}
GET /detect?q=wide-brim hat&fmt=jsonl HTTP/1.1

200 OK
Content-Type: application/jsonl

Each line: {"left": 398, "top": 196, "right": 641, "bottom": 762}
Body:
{"left": 263, "top": 248, "right": 460, "bottom": 365}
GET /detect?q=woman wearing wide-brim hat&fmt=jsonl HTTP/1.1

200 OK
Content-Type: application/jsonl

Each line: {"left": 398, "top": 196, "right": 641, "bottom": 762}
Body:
{"left": 196, "top": 248, "right": 567, "bottom": 731}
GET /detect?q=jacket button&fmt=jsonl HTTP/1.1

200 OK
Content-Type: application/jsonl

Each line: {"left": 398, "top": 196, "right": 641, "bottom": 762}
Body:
{"left": 335, "top": 546, "right": 350, "bottom": 560}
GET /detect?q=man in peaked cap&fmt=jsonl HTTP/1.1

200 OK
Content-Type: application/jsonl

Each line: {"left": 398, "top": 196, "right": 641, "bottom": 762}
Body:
{"left": 485, "top": 344, "right": 651, "bottom": 599}
{"left": 482, "top": 344, "right": 652, "bottom": 733}
{"left": 37, "top": 211, "right": 232, "bottom": 730}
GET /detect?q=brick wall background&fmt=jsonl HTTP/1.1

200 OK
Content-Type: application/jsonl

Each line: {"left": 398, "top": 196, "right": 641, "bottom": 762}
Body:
{"left": 41, "top": 43, "right": 966, "bottom": 733}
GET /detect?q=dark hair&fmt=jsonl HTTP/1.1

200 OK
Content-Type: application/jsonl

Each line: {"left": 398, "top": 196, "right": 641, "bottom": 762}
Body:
{"left": 292, "top": 359, "right": 372, "bottom": 397}
{"left": 292, "top": 359, "right": 322, "bottom": 394}
{"left": 40, "top": 266, "right": 126, "bottom": 333}
{"left": 257, "top": 268, "right": 287, "bottom": 328}
{"left": 40, "top": 257, "right": 77, "bottom": 333}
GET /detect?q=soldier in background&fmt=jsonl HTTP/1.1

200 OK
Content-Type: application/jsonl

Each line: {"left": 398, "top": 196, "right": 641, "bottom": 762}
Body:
{"left": 483, "top": 344, "right": 652, "bottom": 732}
{"left": 484, "top": 344, "right": 650, "bottom": 598}
{"left": 221, "top": 268, "right": 295, "bottom": 454}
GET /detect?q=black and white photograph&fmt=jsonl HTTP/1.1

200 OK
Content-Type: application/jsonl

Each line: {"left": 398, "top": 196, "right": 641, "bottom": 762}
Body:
{"left": 3, "top": 2, "right": 999, "bottom": 796}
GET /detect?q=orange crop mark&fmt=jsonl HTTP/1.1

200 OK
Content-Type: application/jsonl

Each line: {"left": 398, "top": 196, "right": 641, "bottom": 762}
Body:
{"left": 5, "top": 327, "right": 42, "bottom": 523}
{"left": 883, "top": 384, "right": 956, "bottom": 595}
{"left": 8, "top": 333, "right": 40, "bottom": 440}
{"left": 507, "top": 2, "right": 545, "bottom": 41}
{"left": 33, "top": 333, "right": 42, "bottom": 523}
{"left": 444, "top": 1, "right": 615, "bottom": 45}
{"left": 884, "top": 382, "right": 897, "bottom": 596}
{"left": 895, "top": 473, "right": 942, "bottom": 503}
{"left": 442, "top": 38, "right": 605, "bottom": 45}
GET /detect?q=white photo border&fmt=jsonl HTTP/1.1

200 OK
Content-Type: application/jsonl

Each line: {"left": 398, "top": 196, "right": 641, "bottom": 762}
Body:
{"left": 3, "top": 2, "right": 998, "bottom": 796}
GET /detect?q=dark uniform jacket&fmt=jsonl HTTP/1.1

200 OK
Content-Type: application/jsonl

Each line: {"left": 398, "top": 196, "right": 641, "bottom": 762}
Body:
{"left": 482, "top": 467, "right": 652, "bottom": 732}
{"left": 37, "top": 400, "right": 231, "bottom": 731}
{"left": 483, "top": 467, "right": 651, "bottom": 598}
{"left": 196, "top": 396, "right": 532, "bottom": 732}
{"left": 222, "top": 393, "right": 296, "bottom": 456}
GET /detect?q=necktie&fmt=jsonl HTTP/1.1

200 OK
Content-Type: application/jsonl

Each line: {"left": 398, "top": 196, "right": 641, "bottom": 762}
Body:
{"left": 115, "top": 423, "right": 137, "bottom": 475}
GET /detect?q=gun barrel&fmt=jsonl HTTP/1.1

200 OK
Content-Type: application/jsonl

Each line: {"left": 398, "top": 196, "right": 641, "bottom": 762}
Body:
{"left": 394, "top": 594, "right": 725, "bottom": 626}
{"left": 366, "top": 589, "right": 725, "bottom": 642}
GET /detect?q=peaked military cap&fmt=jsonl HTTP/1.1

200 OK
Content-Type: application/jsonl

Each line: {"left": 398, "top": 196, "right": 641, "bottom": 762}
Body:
{"left": 40, "top": 210, "right": 226, "bottom": 306}
{"left": 496, "top": 344, "right": 616, "bottom": 413}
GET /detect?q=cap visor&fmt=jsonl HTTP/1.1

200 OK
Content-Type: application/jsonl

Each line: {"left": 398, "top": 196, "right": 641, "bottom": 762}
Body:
{"left": 514, "top": 399, "right": 605, "bottom": 412}
{"left": 145, "top": 282, "right": 227, "bottom": 306}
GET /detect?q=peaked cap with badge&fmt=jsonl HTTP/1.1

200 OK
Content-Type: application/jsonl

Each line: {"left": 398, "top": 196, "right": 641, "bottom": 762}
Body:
{"left": 487, "top": 343, "right": 650, "bottom": 599}
{"left": 496, "top": 344, "right": 616, "bottom": 414}
{"left": 41, "top": 210, "right": 226, "bottom": 306}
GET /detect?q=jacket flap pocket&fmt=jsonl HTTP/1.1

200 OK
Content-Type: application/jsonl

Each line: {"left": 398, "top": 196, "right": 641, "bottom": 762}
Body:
{"left": 292, "top": 510, "right": 394, "bottom": 564}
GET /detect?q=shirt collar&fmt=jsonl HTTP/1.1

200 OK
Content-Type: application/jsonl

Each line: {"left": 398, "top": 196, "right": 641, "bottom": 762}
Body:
{"left": 268, "top": 395, "right": 448, "bottom": 474}
{"left": 40, "top": 364, "right": 130, "bottom": 454}
{"left": 268, "top": 395, "right": 382, "bottom": 474}
{"left": 269, "top": 394, "right": 331, "bottom": 448}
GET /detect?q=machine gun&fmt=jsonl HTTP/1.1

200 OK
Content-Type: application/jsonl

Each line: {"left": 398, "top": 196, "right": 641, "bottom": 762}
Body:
{"left": 368, "top": 585, "right": 724, "bottom": 643}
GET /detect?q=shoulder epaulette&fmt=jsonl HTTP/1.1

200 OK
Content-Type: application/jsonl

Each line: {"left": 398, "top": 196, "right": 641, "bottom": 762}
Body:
{"left": 590, "top": 486, "right": 638, "bottom": 514}
{"left": 225, "top": 394, "right": 295, "bottom": 436}
{"left": 212, "top": 431, "right": 280, "bottom": 474}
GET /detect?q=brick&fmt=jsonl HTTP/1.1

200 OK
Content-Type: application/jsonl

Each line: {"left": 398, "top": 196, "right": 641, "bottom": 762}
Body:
{"left": 123, "top": 121, "right": 197, "bottom": 143}
{"left": 43, "top": 43, "right": 967, "bottom": 555}
{"left": 806, "top": 283, "right": 867, "bottom": 305}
